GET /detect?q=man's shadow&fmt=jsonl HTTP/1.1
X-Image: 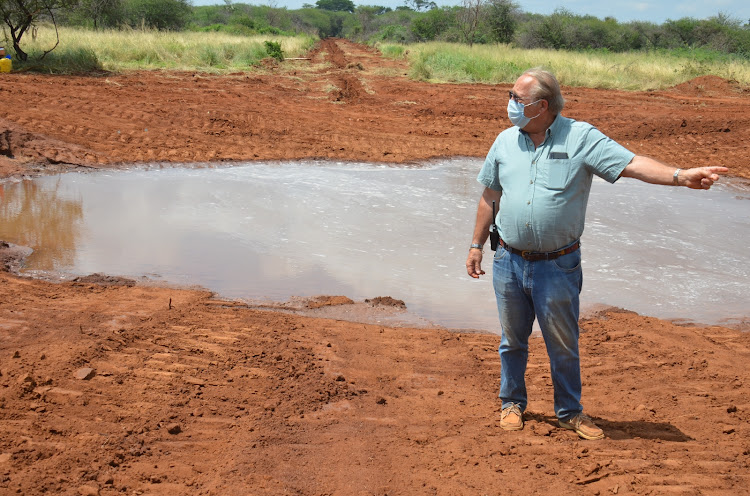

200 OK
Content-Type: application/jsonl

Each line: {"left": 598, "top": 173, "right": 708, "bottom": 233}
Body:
{"left": 525, "top": 411, "right": 694, "bottom": 442}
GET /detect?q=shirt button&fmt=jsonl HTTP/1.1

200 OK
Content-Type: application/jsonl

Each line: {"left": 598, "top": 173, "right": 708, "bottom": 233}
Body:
{"left": 530, "top": 180, "right": 533, "bottom": 184}
{"left": 527, "top": 201, "right": 531, "bottom": 205}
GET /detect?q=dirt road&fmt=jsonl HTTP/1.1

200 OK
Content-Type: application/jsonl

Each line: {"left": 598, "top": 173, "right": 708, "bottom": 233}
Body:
{"left": 1, "top": 39, "right": 749, "bottom": 495}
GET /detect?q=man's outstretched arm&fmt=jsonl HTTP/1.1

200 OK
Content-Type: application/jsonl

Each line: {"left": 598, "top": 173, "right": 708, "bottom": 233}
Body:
{"left": 621, "top": 156, "right": 728, "bottom": 189}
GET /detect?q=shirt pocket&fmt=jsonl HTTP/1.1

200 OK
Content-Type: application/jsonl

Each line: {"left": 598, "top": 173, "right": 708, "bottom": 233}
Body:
{"left": 545, "top": 159, "right": 571, "bottom": 190}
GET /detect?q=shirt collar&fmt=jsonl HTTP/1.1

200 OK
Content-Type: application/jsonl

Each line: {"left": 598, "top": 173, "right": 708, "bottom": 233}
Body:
{"left": 547, "top": 114, "right": 563, "bottom": 137}
{"left": 518, "top": 115, "right": 560, "bottom": 148}
{"left": 519, "top": 114, "right": 561, "bottom": 139}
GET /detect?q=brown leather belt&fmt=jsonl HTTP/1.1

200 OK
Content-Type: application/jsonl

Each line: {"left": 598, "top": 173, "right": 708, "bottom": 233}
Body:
{"left": 499, "top": 238, "right": 580, "bottom": 262}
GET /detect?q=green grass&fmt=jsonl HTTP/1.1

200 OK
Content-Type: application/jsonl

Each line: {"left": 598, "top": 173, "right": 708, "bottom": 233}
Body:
{"left": 8, "top": 25, "right": 317, "bottom": 73}
{"left": 377, "top": 43, "right": 407, "bottom": 59}
{"left": 379, "top": 41, "right": 750, "bottom": 90}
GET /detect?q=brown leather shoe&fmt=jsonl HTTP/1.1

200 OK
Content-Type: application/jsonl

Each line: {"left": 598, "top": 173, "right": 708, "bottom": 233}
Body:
{"left": 500, "top": 403, "right": 523, "bottom": 431}
{"left": 558, "top": 413, "right": 605, "bottom": 440}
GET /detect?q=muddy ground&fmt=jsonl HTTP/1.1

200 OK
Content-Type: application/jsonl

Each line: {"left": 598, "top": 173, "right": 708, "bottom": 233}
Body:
{"left": 1, "top": 39, "right": 749, "bottom": 495}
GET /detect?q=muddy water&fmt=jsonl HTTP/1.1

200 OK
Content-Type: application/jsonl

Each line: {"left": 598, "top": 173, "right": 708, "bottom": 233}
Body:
{"left": 1, "top": 160, "right": 748, "bottom": 332}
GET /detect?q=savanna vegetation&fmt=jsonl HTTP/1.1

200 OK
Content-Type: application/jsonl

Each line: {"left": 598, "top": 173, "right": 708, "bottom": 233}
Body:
{"left": 13, "top": 26, "right": 315, "bottom": 71}
{"left": 2, "top": 0, "right": 750, "bottom": 89}
{"left": 392, "top": 42, "right": 750, "bottom": 89}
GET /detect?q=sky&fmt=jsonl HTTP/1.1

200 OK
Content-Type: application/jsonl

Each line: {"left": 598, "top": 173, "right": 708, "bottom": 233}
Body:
{"left": 192, "top": 0, "right": 750, "bottom": 24}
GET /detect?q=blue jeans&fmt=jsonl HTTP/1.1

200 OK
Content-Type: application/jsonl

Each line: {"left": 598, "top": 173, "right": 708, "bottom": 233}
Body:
{"left": 493, "top": 243, "right": 583, "bottom": 421}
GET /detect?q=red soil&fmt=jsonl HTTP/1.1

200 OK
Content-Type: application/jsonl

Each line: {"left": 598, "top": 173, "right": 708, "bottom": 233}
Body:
{"left": 1, "top": 39, "right": 749, "bottom": 495}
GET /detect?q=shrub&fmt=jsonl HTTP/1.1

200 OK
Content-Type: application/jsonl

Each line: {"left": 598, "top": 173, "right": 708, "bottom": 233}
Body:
{"left": 264, "top": 40, "right": 284, "bottom": 61}
{"left": 376, "top": 24, "right": 412, "bottom": 42}
{"left": 411, "top": 7, "right": 456, "bottom": 41}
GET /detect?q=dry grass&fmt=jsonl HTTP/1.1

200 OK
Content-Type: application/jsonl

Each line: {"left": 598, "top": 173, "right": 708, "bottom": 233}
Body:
{"left": 382, "top": 41, "right": 750, "bottom": 91}
{"left": 13, "top": 25, "right": 317, "bottom": 72}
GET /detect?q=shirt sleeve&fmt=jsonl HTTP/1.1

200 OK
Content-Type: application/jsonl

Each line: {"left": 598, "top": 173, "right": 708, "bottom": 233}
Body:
{"left": 477, "top": 137, "right": 503, "bottom": 192}
{"left": 582, "top": 127, "right": 635, "bottom": 183}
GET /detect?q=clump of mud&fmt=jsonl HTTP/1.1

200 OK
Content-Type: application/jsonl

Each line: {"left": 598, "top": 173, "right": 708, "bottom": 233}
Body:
{"left": 71, "top": 273, "right": 136, "bottom": 287}
{"left": 365, "top": 296, "right": 406, "bottom": 309}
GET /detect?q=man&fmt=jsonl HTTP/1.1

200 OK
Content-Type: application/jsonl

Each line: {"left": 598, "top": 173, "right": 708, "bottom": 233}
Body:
{"left": 466, "top": 68, "right": 727, "bottom": 440}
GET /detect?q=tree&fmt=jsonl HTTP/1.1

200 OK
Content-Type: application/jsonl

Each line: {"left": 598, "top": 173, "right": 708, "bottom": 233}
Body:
{"left": 293, "top": 7, "right": 345, "bottom": 37}
{"left": 486, "top": 0, "right": 518, "bottom": 43}
{"left": 456, "top": 0, "right": 486, "bottom": 46}
{"left": 354, "top": 5, "right": 380, "bottom": 38}
{"left": 411, "top": 7, "right": 455, "bottom": 41}
{"left": 404, "top": 0, "right": 435, "bottom": 12}
{"left": 71, "top": 0, "right": 125, "bottom": 29}
{"left": 123, "top": 0, "right": 192, "bottom": 30}
{"left": 0, "top": 0, "right": 76, "bottom": 60}
{"left": 315, "top": 0, "right": 354, "bottom": 13}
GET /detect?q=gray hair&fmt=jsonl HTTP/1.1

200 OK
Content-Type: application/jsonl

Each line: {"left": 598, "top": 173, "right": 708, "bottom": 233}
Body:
{"left": 522, "top": 68, "right": 565, "bottom": 115}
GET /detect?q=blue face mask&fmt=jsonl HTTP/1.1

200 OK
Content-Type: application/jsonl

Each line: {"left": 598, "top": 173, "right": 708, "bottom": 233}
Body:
{"left": 507, "top": 98, "right": 542, "bottom": 128}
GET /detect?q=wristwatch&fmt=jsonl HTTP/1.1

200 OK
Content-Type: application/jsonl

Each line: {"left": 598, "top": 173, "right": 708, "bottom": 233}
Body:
{"left": 470, "top": 243, "right": 483, "bottom": 250}
{"left": 673, "top": 168, "right": 681, "bottom": 185}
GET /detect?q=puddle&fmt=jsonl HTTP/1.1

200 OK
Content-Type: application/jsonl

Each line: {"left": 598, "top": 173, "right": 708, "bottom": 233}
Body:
{"left": 1, "top": 159, "right": 748, "bottom": 332}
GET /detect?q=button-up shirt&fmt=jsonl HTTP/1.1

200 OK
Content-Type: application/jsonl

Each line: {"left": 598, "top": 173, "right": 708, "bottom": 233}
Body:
{"left": 477, "top": 115, "right": 635, "bottom": 252}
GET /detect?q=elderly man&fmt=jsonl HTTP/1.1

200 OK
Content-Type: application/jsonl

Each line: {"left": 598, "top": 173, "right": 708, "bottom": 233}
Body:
{"left": 466, "top": 68, "right": 727, "bottom": 440}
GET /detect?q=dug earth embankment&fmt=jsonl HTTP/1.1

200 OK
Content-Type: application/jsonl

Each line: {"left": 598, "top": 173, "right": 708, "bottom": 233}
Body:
{"left": 1, "top": 39, "right": 749, "bottom": 495}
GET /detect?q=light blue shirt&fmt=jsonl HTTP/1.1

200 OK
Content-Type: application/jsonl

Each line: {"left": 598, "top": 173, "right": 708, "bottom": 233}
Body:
{"left": 477, "top": 115, "right": 635, "bottom": 252}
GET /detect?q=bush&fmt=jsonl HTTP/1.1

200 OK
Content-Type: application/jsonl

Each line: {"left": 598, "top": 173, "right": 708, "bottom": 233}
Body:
{"left": 376, "top": 24, "right": 412, "bottom": 42}
{"left": 264, "top": 40, "right": 284, "bottom": 61}
{"left": 411, "top": 7, "right": 456, "bottom": 41}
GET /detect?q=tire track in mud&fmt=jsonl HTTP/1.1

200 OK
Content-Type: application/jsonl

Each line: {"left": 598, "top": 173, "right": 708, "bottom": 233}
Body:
{"left": 318, "top": 38, "right": 369, "bottom": 104}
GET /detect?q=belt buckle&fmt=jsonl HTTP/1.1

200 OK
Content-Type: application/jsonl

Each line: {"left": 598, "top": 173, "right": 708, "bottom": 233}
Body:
{"left": 521, "top": 250, "right": 532, "bottom": 260}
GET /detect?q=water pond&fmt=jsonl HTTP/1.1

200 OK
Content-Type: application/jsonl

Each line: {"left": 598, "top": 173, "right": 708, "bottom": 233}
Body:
{"left": 1, "top": 159, "right": 748, "bottom": 332}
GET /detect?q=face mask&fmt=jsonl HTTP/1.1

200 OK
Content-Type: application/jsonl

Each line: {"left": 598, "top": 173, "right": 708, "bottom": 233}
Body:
{"left": 507, "top": 98, "right": 542, "bottom": 128}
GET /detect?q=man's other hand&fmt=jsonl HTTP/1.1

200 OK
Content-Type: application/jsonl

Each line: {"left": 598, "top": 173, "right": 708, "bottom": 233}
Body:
{"left": 466, "top": 249, "right": 485, "bottom": 279}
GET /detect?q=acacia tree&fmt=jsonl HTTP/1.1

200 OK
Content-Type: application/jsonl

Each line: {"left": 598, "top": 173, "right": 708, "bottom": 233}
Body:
{"left": 0, "top": 0, "right": 77, "bottom": 60}
{"left": 315, "top": 0, "right": 354, "bottom": 13}
{"left": 457, "top": 0, "right": 486, "bottom": 46}
{"left": 404, "top": 0, "right": 436, "bottom": 12}
{"left": 124, "top": 0, "right": 192, "bottom": 30}
{"left": 74, "top": 0, "right": 124, "bottom": 29}
{"left": 486, "top": 0, "right": 518, "bottom": 43}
